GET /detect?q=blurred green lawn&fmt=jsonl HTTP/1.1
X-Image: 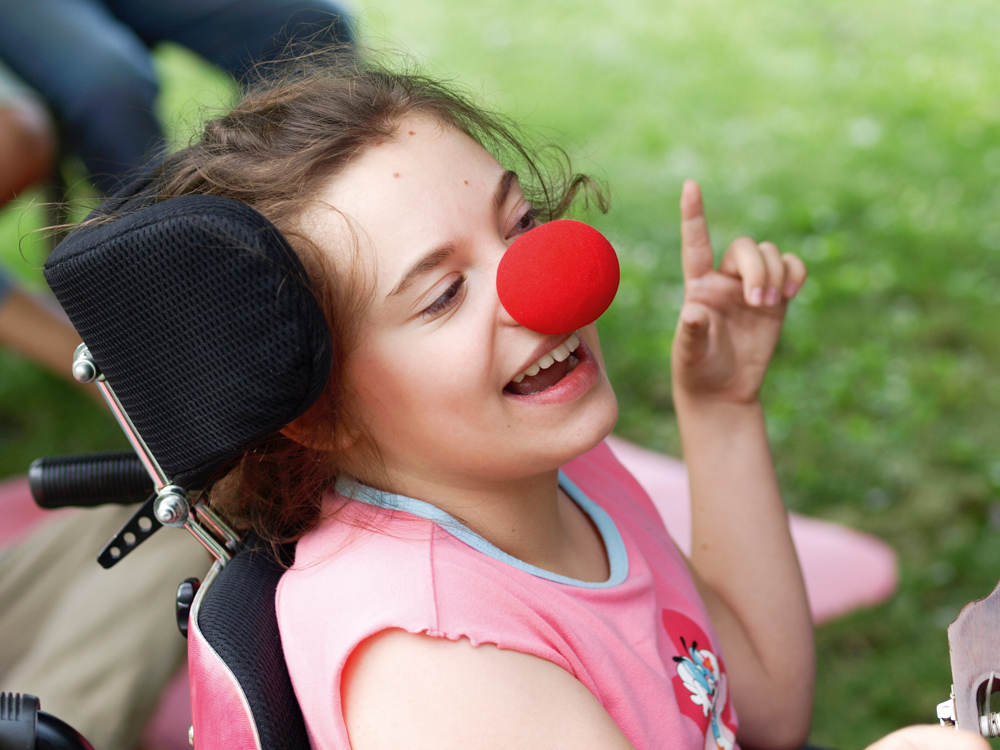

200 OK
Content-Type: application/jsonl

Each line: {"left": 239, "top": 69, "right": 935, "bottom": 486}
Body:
{"left": 3, "top": 0, "right": 1000, "bottom": 747}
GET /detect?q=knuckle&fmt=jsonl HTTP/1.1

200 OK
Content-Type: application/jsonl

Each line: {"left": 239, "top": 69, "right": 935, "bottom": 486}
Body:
{"left": 759, "top": 243, "right": 782, "bottom": 263}
{"left": 783, "top": 253, "right": 807, "bottom": 275}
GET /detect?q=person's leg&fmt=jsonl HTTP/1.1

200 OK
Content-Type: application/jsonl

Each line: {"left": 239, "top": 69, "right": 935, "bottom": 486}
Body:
{"left": 0, "top": 0, "right": 163, "bottom": 194}
{"left": 0, "top": 510, "right": 82, "bottom": 679}
{"left": 110, "top": 0, "right": 355, "bottom": 82}
{"left": 0, "top": 506, "right": 211, "bottom": 750}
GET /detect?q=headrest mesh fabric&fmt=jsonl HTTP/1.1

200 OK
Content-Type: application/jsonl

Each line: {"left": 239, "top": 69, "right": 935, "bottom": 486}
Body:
{"left": 44, "top": 193, "right": 332, "bottom": 490}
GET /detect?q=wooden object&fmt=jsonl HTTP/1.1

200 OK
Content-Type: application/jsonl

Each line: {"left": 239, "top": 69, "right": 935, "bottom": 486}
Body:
{"left": 948, "top": 579, "right": 1000, "bottom": 732}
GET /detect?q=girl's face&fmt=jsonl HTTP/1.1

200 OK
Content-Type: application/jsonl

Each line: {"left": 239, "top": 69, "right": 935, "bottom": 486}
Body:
{"left": 306, "top": 115, "right": 618, "bottom": 495}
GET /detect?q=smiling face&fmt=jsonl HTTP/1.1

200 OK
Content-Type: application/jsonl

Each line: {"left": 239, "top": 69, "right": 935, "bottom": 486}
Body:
{"left": 301, "top": 115, "right": 618, "bottom": 500}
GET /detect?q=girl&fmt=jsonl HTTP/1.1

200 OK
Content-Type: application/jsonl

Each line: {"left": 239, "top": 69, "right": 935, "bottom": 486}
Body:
{"left": 148, "top": 51, "right": 814, "bottom": 750}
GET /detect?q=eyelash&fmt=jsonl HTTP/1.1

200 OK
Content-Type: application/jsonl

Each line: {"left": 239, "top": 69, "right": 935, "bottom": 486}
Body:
{"left": 512, "top": 207, "right": 540, "bottom": 236}
{"left": 417, "top": 208, "right": 537, "bottom": 319}
{"left": 420, "top": 277, "right": 465, "bottom": 318}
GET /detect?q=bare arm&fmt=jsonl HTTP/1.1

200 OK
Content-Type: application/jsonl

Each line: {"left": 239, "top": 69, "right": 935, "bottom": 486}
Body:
{"left": 672, "top": 181, "right": 814, "bottom": 750}
{"left": 343, "top": 629, "right": 635, "bottom": 750}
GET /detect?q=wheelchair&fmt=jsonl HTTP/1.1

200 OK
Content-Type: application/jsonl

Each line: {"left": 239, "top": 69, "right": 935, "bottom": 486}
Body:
{"left": 0, "top": 177, "right": 327, "bottom": 750}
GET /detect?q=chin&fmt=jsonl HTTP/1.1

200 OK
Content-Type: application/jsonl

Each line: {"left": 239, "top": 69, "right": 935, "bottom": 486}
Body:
{"left": 587, "top": 382, "right": 620, "bottom": 448}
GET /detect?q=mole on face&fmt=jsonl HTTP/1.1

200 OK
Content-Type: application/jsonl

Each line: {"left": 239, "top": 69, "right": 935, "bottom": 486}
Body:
{"left": 393, "top": 173, "right": 400, "bottom": 178}
{"left": 408, "top": 131, "right": 416, "bottom": 136}
{"left": 464, "top": 180, "right": 469, "bottom": 185}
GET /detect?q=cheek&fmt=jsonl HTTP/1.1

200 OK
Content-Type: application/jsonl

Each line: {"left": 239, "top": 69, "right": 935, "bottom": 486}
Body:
{"left": 580, "top": 324, "right": 608, "bottom": 367}
{"left": 348, "top": 332, "right": 484, "bottom": 428}
{"left": 347, "top": 346, "right": 415, "bottom": 417}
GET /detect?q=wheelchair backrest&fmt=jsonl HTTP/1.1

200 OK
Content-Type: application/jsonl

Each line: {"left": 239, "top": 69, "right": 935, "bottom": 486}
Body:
{"left": 43, "top": 183, "right": 330, "bottom": 749}
{"left": 189, "top": 538, "right": 311, "bottom": 750}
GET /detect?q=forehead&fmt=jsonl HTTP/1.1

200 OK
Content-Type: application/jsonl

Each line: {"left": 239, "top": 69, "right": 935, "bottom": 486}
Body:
{"left": 341, "top": 114, "right": 502, "bottom": 189}
{"left": 310, "top": 115, "right": 507, "bottom": 271}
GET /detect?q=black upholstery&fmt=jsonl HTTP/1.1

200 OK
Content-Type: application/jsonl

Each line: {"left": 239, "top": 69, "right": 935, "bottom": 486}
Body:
{"left": 198, "top": 537, "right": 311, "bottom": 750}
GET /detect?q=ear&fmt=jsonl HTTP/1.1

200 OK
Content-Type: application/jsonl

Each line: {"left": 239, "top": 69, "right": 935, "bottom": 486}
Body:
{"left": 281, "top": 414, "right": 356, "bottom": 452}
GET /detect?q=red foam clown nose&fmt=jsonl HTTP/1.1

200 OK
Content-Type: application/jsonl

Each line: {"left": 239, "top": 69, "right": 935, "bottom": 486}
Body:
{"left": 497, "top": 220, "right": 620, "bottom": 335}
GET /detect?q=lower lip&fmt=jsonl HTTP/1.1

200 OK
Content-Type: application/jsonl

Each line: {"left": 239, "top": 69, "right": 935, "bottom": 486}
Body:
{"left": 503, "top": 339, "right": 602, "bottom": 406}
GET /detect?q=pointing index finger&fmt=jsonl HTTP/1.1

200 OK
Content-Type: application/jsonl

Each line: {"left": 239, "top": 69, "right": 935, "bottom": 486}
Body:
{"left": 680, "top": 180, "right": 714, "bottom": 281}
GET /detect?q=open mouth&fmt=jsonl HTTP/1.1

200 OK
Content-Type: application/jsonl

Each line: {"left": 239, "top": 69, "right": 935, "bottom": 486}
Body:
{"left": 504, "top": 332, "right": 581, "bottom": 396}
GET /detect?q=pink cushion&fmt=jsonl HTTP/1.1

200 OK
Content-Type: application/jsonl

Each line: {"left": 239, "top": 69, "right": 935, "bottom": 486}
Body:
{"left": 187, "top": 613, "right": 260, "bottom": 750}
{"left": 0, "top": 476, "right": 75, "bottom": 546}
{"left": 606, "top": 436, "right": 898, "bottom": 624}
{"left": 143, "top": 665, "right": 193, "bottom": 750}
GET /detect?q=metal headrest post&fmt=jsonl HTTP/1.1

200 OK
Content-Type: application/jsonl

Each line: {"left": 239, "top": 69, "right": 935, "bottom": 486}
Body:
{"left": 72, "top": 342, "right": 239, "bottom": 565}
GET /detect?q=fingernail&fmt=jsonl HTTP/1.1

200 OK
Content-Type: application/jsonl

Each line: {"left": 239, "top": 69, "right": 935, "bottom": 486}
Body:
{"left": 749, "top": 287, "right": 763, "bottom": 306}
{"left": 765, "top": 288, "right": 780, "bottom": 306}
{"left": 784, "top": 283, "right": 799, "bottom": 298}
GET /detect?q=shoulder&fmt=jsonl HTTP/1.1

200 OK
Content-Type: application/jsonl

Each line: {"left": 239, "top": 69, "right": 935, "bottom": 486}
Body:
{"left": 276, "top": 503, "right": 443, "bottom": 676}
{"left": 277, "top": 503, "right": 440, "bottom": 636}
{"left": 343, "top": 629, "right": 636, "bottom": 750}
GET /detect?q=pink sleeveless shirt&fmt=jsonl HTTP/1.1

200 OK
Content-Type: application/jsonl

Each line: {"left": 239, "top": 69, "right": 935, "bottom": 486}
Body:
{"left": 276, "top": 441, "right": 739, "bottom": 750}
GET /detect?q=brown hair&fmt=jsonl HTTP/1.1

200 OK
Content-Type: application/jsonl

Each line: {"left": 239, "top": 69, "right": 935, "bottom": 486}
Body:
{"left": 146, "top": 49, "right": 608, "bottom": 545}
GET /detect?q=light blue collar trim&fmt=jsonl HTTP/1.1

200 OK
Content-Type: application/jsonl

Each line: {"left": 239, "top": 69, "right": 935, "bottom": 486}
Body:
{"left": 334, "top": 472, "right": 628, "bottom": 589}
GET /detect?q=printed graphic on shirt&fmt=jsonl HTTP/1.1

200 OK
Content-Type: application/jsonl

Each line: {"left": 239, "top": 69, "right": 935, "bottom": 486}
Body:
{"left": 662, "top": 609, "right": 738, "bottom": 750}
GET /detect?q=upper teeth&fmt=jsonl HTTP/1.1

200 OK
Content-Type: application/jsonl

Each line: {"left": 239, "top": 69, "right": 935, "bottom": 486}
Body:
{"left": 511, "top": 332, "right": 581, "bottom": 383}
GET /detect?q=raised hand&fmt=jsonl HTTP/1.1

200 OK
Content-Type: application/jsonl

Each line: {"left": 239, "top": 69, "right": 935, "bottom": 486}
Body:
{"left": 671, "top": 180, "right": 807, "bottom": 405}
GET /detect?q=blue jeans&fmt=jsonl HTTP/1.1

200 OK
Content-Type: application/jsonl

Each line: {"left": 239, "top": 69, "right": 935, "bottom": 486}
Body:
{"left": 0, "top": 0, "right": 353, "bottom": 194}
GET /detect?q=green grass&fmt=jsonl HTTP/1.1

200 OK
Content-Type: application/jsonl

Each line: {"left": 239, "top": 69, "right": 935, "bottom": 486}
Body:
{"left": 3, "top": 1, "right": 1000, "bottom": 747}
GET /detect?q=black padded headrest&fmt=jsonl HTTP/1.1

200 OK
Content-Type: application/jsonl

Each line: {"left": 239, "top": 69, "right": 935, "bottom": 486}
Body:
{"left": 44, "top": 192, "right": 332, "bottom": 490}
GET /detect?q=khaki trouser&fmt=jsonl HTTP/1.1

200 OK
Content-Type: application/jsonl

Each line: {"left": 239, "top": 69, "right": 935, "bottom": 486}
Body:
{"left": 0, "top": 505, "right": 210, "bottom": 750}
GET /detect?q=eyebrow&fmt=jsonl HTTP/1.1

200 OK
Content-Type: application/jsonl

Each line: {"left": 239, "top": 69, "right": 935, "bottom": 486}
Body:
{"left": 388, "top": 245, "right": 456, "bottom": 299}
{"left": 493, "top": 170, "right": 519, "bottom": 214}
{"left": 388, "top": 170, "right": 520, "bottom": 299}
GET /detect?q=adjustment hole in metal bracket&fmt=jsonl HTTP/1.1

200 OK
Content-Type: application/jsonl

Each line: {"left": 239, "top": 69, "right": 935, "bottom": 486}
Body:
{"left": 138, "top": 516, "right": 153, "bottom": 532}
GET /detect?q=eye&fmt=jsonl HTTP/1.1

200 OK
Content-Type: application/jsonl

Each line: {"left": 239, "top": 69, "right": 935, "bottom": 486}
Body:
{"left": 509, "top": 207, "right": 540, "bottom": 238}
{"left": 419, "top": 276, "right": 466, "bottom": 318}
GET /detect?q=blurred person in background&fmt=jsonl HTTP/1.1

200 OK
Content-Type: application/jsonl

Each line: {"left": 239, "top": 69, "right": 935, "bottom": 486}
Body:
{"left": 0, "top": 57, "right": 209, "bottom": 750}
{"left": 0, "top": 58, "right": 87, "bottom": 394}
{"left": 0, "top": 0, "right": 353, "bottom": 381}
{"left": 0, "top": 0, "right": 355, "bottom": 195}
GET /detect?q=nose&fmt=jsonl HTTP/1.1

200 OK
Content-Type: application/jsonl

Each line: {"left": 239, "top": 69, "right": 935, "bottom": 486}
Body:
{"left": 496, "top": 220, "right": 620, "bottom": 335}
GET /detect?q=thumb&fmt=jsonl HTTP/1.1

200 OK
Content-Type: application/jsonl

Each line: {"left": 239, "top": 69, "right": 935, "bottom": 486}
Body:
{"left": 675, "top": 302, "right": 711, "bottom": 366}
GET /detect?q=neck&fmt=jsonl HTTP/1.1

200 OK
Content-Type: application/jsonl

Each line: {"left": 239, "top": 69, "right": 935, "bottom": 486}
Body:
{"left": 382, "top": 469, "right": 609, "bottom": 583}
